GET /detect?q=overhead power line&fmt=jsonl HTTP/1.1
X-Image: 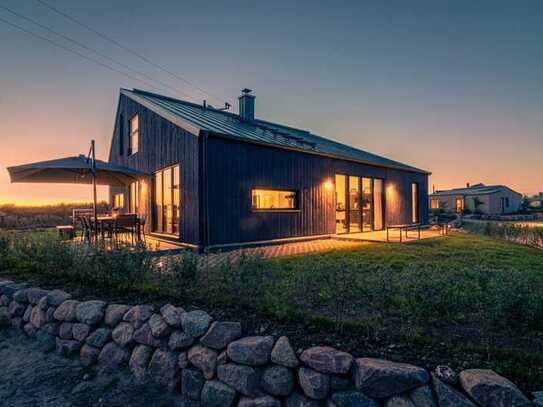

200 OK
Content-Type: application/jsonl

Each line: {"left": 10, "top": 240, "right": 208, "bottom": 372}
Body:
{"left": 0, "top": 14, "right": 172, "bottom": 93}
{"left": 35, "top": 0, "right": 231, "bottom": 106}
{"left": 0, "top": 3, "right": 196, "bottom": 100}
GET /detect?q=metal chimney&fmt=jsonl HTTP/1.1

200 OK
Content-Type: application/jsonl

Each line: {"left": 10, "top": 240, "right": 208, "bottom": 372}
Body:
{"left": 238, "top": 88, "right": 255, "bottom": 122}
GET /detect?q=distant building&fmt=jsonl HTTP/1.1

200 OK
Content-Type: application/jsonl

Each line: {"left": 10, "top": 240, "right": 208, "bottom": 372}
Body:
{"left": 527, "top": 193, "right": 543, "bottom": 210}
{"left": 429, "top": 183, "right": 522, "bottom": 215}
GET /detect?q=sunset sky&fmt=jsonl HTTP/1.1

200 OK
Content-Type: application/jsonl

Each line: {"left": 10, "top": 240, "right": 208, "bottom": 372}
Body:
{"left": 0, "top": 0, "right": 542, "bottom": 205}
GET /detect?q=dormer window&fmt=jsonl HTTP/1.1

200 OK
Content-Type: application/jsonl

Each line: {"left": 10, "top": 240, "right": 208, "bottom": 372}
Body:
{"left": 129, "top": 114, "right": 139, "bottom": 155}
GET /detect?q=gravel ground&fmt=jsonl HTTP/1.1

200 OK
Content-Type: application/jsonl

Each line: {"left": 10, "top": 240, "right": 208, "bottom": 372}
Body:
{"left": 0, "top": 328, "right": 178, "bottom": 407}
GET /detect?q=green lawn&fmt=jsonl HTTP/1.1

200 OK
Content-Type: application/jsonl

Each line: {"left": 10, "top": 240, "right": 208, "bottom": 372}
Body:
{"left": 1, "top": 231, "right": 543, "bottom": 390}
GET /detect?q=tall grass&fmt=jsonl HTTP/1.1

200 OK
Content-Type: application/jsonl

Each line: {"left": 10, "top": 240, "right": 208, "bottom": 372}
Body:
{"left": 463, "top": 220, "right": 543, "bottom": 248}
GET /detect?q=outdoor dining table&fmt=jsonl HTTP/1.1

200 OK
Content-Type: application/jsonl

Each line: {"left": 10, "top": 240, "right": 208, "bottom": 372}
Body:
{"left": 90, "top": 215, "right": 142, "bottom": 242}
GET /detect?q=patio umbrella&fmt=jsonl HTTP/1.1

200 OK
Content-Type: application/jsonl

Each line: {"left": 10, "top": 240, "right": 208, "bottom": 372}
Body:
{"left": 7, "top": 140, "right": 149, "bottom": 239}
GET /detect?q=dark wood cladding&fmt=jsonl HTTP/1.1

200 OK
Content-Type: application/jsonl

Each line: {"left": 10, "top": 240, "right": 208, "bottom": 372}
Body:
{"left": 205, "top": 135, "right": 428, "bottom": 246}
{"left": 108, "top": 94, "right": 200, "bottom": 245}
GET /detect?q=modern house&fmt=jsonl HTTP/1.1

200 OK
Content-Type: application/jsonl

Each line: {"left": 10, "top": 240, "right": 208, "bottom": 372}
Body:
{"left": 108, "top": 88, "right": 430, "bottom": 250}
{"left": 429, "top": 183, "right": 522, "bottom": 215}
{"left": 527, "top": 193, "right": 543, "bottom": 210}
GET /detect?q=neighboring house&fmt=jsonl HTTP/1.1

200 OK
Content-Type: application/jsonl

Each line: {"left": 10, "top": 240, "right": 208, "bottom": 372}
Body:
{"left": 108, "top": 88, "right": 430, "bottom": 250}
{"left": 429, "top": 183, "right": 522, "bottom": 215}
{"left": 527, "top": 193, "right": 543, "bottom": 210}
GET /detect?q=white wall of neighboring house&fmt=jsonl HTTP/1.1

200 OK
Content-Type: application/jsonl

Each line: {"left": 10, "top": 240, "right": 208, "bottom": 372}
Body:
{"left": 430, "top": 189, "right": 522, "bottom": 215}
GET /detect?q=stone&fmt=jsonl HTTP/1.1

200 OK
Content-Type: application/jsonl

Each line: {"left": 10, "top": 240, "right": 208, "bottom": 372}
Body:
{"left": 27, "top": 288, "right": 48, "bottom": 304}
{"left": 217, "top": 350, "right": 229, "bottom": 365}
{"left": 200, "top": 321, "right": 242, "bottom": 350}
{"left": 434, "top": 365, "right": 457, "bottom": 386}
{"left": 238, "top": 396, "right": 281, "bottom": 407}
{"left": 182, "top": 310, "right": 212, "bottom": 338}
{"left": 182, "top": 368, "right": 205, "bottom": 400}
{"left": 23, "top": 322, "right": 38, "bottom": 336}
{"left": 533, "top": 392, "right": 543, "bottom": 407}
{"left": 161, "top": 303, "right": 184, "bottom": 327}
{"left": 59, "top": 322, "right": 74, "bottom": 339}
{"left": 45, "top": 307, "right": 55, "bottom": 322}
{"left": 0, "top": 306, "right": 9, "bottom": 326}
{"left": 53, "top": 300, "right": 80, "bottom": 322}
{"left": 285, "top": 391, "right": 322, "bottom": 407}
{"left": 271, "top": 336, "right": 298, "bottom": 368}
{"left": 301, "top": 346, "right": 353, "bottom": 375}
{"left": 384, "top": 395, "right": 416, "bottom": 407}
{"left": 129, "top": 344, "right": 153, "bottom": 381}
{"left": 353, "top": 358, "right": 429, "bottom": 399}
{"left": 330, "top": 375, "right": 350, "bottom": 390}
{"left": 148, "top": 348, "right": 180, "bottom": 389}
{"left": 431, "top": 374, "right": 477, "bottom": 407}
{"left": 22, "top": 305, "right": 32, "bottom": 322}
{"left": 35, "top": 330, "right": 56, "bottom": 352}
{"left": 80, "top": 344, "right": 100, "bottom": 365}
{"left": 85, "top": 327, "right": 111, "bottom": 348}
{"left": 37, "top": 296, "right": 48, "bottom": 310}
{"left": 299, "top": 367, "right": 330, "bottom": 400}
{"left": 42, "top": 322, "right": 60, "bottom": 336}
{"left": 13, "top": 289, "right": 29, "bottom": 303}
{"left": 76, "top": 300, "right": 106, "bottom": 325}
{"left": 409, "top": 385, "right": 437, "bottom": 407}
{"left": 30, "top": 306, "right": 47, "bottom": 328}
{"left": 104, "top": 304, "right": 130, "bottom": 326}
{"left": 178, "top": 352, "right": 189, "bottom": 368}
{"left": 169, "top": 330, "right": 194, "bottom": 350}
{"left": 72, "top": 323, "right": 91, "bottom": 342}
{"left": 46, "top": 289, "right": 72, "bottom": 306}
{"left": 2, "top": 282, "right": 28, "bottom": 297}
{"left": 98, "top": 342, "right": 130, "bottom": 369}
{"left": 331, "top": 390, "right": 378, "bottom": 407}
{"left": 56, "top": 338, "right": 82, "bottom": 356}
{"left": 11, "top": 317, "right": 23, "bottom": 329}
{"left": 8, "top": 300, "right": 25, "bottom": 317}
{"left": 123, "top": 304, "right": 154, "bottom": 328}
{"left": 227, "top": 336, "right": 274, "bottom": 366}
{"left": 149, "top": 313, "right": 172, "bottom": 337}
{"left": 112, "top": 322, "right": 134, "bottom": 346}
{"left": 260, "top": 365, "right": 294, "bottom": 396}
{"left": 458, "top": 369, "right": 531, "bottom": 407}
{"left": 188, "top": 345, "right": 218, "bottom": 380}
{"left": 133, "top": 322, "right": 167, "bottom": 348}
{"left": 0, "top": 295, "right": 9, "bottom": 306}
{"left": 200, "top": 380, "right": 236, "bottom": 407}
{"left": 217, "top": 363, "right": 259, "bottom": 397}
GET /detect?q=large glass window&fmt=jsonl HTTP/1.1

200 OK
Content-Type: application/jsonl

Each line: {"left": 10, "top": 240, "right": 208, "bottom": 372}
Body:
{"left": 113, "top": 193, "right": 124, "bottom": 209}
{"left": 153, "top": 164, "right": 180, "bottom": 235}
{"left": 349, "top": 176, "right": 361, "bottom": 232}
{"left": 411, "top": 183, "right": 419, "bottom": 223}
{"left": 129, "top": 181, "right": 139, "bottom": 213}
{"left": 251, "top": 189, "right": 298, "bottom": 210}
{"left": 362, "top": 178, "right": 373, "bottom": 232}
{"left": 335, "top": 174, "right": 347, "bottom": 233}
{"left": 430, "top": 198, "right": 440, "bottom": 209}
{"left": 129, "top": 114, "right": 139, "bottom": 155}
{"left": 373, "top": 179, "right": 384, "bottom": 231}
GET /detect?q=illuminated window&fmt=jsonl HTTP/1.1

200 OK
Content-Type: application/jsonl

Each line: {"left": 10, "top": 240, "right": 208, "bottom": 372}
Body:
{"left": 455, "top": 197, "right": 464, "bottom": 213}
{"left": 411, "top": 183, "right": 419, "bottom": 223}
{"left": 113, "top": 193, "right": 124, "bottom": 209}
{"left": 430, "top": 198, "right": 440, "bottom": 209}
{"left": 153, "top": 164, "right": 180, "bottom": 235}
{"left": 129, "top": 181, "right": 139, "bottom": 213}
{"left": 129, "top": 114, "right": 139, "bottom": 155}
{"left": 251, "top": 189, "right": 298, "bottom": 210}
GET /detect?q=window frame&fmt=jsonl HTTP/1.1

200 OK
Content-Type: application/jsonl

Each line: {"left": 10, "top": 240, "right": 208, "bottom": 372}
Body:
{"left": 411, "top": 182, "right": 420, "bottom": 224}
{"left": 250, "top": 187, "right": 300, "bottom": 212}
{"left": 129, "top": 113, "right": 139, "bottom": 156}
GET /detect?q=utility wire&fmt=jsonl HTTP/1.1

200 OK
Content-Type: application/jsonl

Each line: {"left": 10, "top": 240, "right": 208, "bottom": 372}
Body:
{"left": 0, "top": 3, "right": 196, "bottom": 100}
{"left": 0, "top": 14, "right": 172, "bottom": 93}
{"left": 35, "top": 0, "right": 231, "bottom": 107}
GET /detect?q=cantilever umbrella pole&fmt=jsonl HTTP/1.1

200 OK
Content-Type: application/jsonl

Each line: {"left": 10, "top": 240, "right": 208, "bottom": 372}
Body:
{"left": 90, "top": 140, "right": 98, "bottom": 242}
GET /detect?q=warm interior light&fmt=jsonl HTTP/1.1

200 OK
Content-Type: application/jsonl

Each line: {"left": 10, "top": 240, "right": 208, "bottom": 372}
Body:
{"left": 324, "top": 179, "right": 334, "bottom": 191}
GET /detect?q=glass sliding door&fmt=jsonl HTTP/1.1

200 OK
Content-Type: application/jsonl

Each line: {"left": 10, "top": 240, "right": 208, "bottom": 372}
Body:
{"left": 335, "top": 174, "right": 347, "bottom": 233}
{"left": 349, "top": 176, "right": 361, "bottom": 232}
{"left": 411, "top": 183, "right": 419, "bottom": 223}
{"left": 373, "top": 179, "right": 384, "bottom": 230}
{"left": 153, "top": 164, "right": 180, "bottom": 236}
{"left": 361, "top": 178, "right": 372, "bottom": 232}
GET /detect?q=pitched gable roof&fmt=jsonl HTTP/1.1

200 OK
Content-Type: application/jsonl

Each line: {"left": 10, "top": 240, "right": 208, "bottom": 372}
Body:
{"left": 121, "top": 88, "right": 430, "bottom": 174}
{"left": 431, "top": 184, "right": 521, "bottom": 197}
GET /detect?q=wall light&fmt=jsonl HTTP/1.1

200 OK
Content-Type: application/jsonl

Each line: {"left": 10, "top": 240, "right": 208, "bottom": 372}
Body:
{"left": 323, "top": 178, "right": 334, "bottom": 191}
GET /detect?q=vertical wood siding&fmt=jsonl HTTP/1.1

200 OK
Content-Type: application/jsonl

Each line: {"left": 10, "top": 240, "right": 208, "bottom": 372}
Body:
{"left": 108, "top": 94, "right": 200, "bottom": 245}
{"left": 205, "top": 136, "right": 429, "bottom": 246}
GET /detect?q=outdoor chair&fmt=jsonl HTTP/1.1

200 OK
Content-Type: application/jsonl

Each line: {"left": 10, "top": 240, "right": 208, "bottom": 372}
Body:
{"left": 113, "top": 214, "right": 138, "bottom": 244}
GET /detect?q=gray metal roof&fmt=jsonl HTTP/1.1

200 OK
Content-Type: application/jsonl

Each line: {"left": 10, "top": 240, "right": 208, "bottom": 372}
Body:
{"left": 121, "top": 88, "right": 429, "bottom": 174}
{"left": 430, "top": 184, "right": 519, "bottom": 197}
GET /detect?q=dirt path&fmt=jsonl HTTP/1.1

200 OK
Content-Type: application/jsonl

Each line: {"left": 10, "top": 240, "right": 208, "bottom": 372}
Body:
{"left": 0, "top": 328, "right": 178, "bottom": 407}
